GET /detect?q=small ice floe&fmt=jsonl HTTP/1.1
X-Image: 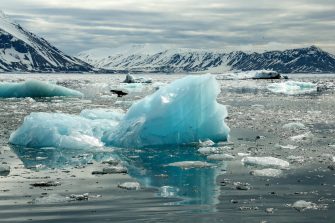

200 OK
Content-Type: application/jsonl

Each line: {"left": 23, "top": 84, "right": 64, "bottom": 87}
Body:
{"left": 30, "top": 181, "right": 61, "bottom": 187}
{"left": 158, "top": 186, "right": 179, "bottom": 197}
{"left": 238, "top": 152, "right": 251, "bottom": 157}
{"left": 32, "top": 194, "right": 68, "bottom": 204}
{"left": 118, "top": 182, "right": 140, "bottom": 190}
{"left": 250, "top": 168, "right": 283, "bottom": 177}
{"left": 234, "top": 182, "right": 252, "bottom": 190}
{"left": 291, "top": 200, "right": 327, "bottom": 212}
{"left": 92, "top": 166, "right": 128, "bottom": 175}
{"left": 282, "top": 122, "right": 306, "bottom": 130}
{"left": 166, "top": 161, "right": 212, "bottom": 169}
{"left": 198, "top": 147, "right": 223, "bottom": 155}
{"left": 290, "top": 132, "right": 313, "bottom": 141}
{"left": 267, "top": 81, "right": 317, "bottom": 95}
{"left": 0, "top": 164, "right": 10, "bottom": 176}
{"left": 242, "top": 157, "right": 289, "bottom": 169}
{"left": 287, "top": 155, "right": 305, "bottom": 164}
{"left": 0, "top": 80, "right": 83, "bottom": 98}
{"left": 275, "top": 144, "right": 298, "bottom": 150}
{"left": 207, "top": 154, "right": 235, "bottom": 161}
{"left": 198, "top": 139, "right": 215, "bottom": 147}
{"left": 68, "top": 193, "right": 89, "bottom": 201}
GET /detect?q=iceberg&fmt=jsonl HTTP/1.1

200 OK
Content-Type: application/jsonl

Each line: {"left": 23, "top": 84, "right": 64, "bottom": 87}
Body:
{"left": 103, "top": 74, "right": 230, "bottom": 148}
{"left": 9, "top": 112, "right": 115, "bottom": 150}
{"left": 267, "top": 81, "right": 317, "bottom": 95}
{"left": 0, "top": 80, "right": 83, "bottom": 98}
{"left": 10, "top": 75, "right": 229, "bottom": 149}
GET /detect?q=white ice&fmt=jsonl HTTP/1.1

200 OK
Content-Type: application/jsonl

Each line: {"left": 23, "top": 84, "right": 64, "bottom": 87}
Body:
{"left": 0, "top": 80, "right": 83, "bottom": 98}
{"left": 267, "top": 81, "right": 317, "bottom": 95}
{"left": 242, "top": 156, "right": 289, "bottom": 169}
{"left": 207, "top": 154, "right": 235, "bottom": 161}
{"left": 250, "top": 168, "right": 283, "bottom": 177}
{"left": 166, "top": 161, "right": 212, "bottom": 169}
{"left": 118, "top": 182, "right": 140, "bottom": 190}
{"left": 282, "top": 122, "right": 306, "bottom": 130}
{"left": 217, "top": 70, "right": 281, "bottom": 80}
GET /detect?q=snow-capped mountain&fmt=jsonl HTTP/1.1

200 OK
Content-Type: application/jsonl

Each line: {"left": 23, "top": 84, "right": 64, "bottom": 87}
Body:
{"left": 78, "top": 45, "right": 335, "bottom": 73}
{"left": 0, "top": 11, "right": 93, "bottom": 73}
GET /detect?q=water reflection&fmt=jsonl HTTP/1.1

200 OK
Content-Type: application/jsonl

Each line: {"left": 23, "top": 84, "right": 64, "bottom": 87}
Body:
{"left": 11, "top": 145, "right": 224, "bottom": 205}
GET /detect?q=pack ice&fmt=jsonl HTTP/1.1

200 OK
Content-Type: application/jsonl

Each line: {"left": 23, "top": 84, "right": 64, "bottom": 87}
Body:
{"left": 10, "top": 74, "right": 230, "bottom": 149}
{"left": 0, "top": 80, "right": 83, "bottom": 98}
{"left": 267, "top": 81, "right": 317, "bottom": 95}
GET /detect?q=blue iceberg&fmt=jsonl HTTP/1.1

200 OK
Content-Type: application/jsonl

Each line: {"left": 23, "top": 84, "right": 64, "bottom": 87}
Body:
{"left": 103, "top": 74, "right": 230, "bottom": 148}
{"left": 0, "top": 80, "right": 83, "bottom": 98}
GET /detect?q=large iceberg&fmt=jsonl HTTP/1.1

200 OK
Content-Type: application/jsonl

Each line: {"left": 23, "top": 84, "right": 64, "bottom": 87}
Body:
{"left": 267, "top": 81, "right": 317, "bottom": 95}
{"left": 0, "top": 80, "right": 83, "bottom": 98}
{"left": 102, "top": 74, "right": 230, "bottom": 148}
{"left": 10, "top": 74, "right": 229, "bottom": 149}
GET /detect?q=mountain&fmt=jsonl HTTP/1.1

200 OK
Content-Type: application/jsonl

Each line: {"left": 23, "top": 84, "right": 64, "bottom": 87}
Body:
{"left": 0, "top": 11, "right": 93, "bottom": 73}
{"left": 78, "top": 44, "right": 335, "bottom": 74}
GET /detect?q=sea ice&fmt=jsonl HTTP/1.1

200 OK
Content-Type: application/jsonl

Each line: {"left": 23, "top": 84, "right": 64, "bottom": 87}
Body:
{"left": 282, "top": 122, "right": 306, "bottom": 130}
{"left": 103, "top": 74, "right": 230, "bottom": 148}
{"left": 80, "top": 108, "right": 125, "bottom": 122}
{"left": 0, "top": 164, "right": 10, "bottom": 176}
{"left": 118, "top": 182, "right": 140, "bottom": 190}
{"left": 292, "top": 200, "right": 320, "bottom": 212}
{"left": 166, "top": 161, "right": 212, "bottom": 169}
{"left": 0, "top": 80, "right": 83, "bottom": 98}
{"left": 290, "top": 132, "right": 313, "bottom": 141}
{"left": 207, "top": 154, "right": 235, "bottom": 161}
{"left": 267, "top": 81, "right": 317, "bottom": 95}
{"left": 242, "top": 156, "right": 289, "bottom": 169}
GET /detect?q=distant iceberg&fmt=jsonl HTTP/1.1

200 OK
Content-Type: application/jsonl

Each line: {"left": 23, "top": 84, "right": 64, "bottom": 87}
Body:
{"left": 0, "top": 80, "right": 83, "bottom": 98}
{"left": 10, "top": 74, "right": 230, "bottom": 149}
{"left": 103, "top": 74, "right": 230, "bottom": 148}
{"left": 217, "top": 70, "right": 281, "bottom": 80}
{"left": 267, "top": 81, "right": 317, "bottom": 95}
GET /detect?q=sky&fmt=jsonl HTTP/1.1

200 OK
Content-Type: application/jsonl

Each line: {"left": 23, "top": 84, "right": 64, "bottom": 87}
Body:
{"left": 1, "top": 0, "right": 335, "bottom": 55}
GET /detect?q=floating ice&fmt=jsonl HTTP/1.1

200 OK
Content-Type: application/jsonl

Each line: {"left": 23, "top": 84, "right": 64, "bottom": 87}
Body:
{"left": 198, "top": 147, "right": 224, "bottom": 155}
{"left": 292, "top": 200, "right": 321, "bottom": 212}
{"left": 275, "top": 144, "right": 298, "bottom": 150}
{"left": 217, "top": 70, "right": 281, "bottom": 80}
{"left": 103, "top": 74, "right": 229, "bottom": 148}
{"left": 282, "top": 122, "right": 306, "bottom": 130}
{"left": 267, "top": 81, "right": 317, "bottom": 95}
{"left": 242, "top": 156, "right": 289, "bottom": 169}
{"left": 118, "top": 182, "right": 140, "bottom": 190}
{"left": 80, "top": 108, "right": 125, "bottom": 122}
{"left": 123, "top": 74, "right": 152, "bottom": 84}
{"left": 290, "top": 132, "right": 313, "bottom": 141}
{"left": 250, "top": 168, "right": 283, "bottom": 177}
{"left": 166, "top": 161, "right": 213, "bottom": 169}
{"left": 207, "top": 154, "right": 234, "bottom": 161}
{"left": 0, "top": 80, "right": 83, "bottom": 98}
{"left": 8, "top": 112, "right": 114, "bottom": 149}
{"left": 0, "top": 164, "right": 10, "bottom": 176}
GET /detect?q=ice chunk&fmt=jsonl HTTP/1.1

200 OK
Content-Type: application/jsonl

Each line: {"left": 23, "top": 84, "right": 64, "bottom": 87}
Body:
{"left": 250, "top": 168, "right": 283, "bottom": 177}
{"left": 9, "top": 112, "right": 116, "bottom": 149}
{"left": 267, "top": 81, "right": 317, "bottom": 95}
{"left": 207, "top": 154, "right": 235, "bottom": 161}
{"left": 290, "top": 132, "right": 313, "bottom": 141}
{"left": 282, "top": 122, "right": 306, "bottom": 130}
{"left": 198, "top": 147, "right": 224, "bottom": 155}
{"left": 103, "top": 74, "right": 229, "bottom": 148}
{"left": 242, "top": 156, "right": 289, "bottom": 169}
{"left": 292, "top": 200, "right": 321, "bottom": 212}
{"left": 0, "top": 80, "right": 83, "bottom": 98}
{"left": 123, "top": 74, "right": 152, "bottom": 84}
{"left": 275, "top": 144, "right": 298, "bottom": 150}
{"left": 118, "top": 182, "right": 140, "bottom": 190}
{"left": 166, "top": 161, "right": 212, "bottom": 169}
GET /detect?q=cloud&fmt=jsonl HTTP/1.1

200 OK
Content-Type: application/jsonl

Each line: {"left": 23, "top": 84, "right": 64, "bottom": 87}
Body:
{"left": 2, "top": 0, "right": 335, "bottom": 54}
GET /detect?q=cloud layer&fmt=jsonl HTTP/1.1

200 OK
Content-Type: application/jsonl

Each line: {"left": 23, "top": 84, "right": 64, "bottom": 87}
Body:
{"left": 2, "top": 0, "right": 335, "bottom": 54}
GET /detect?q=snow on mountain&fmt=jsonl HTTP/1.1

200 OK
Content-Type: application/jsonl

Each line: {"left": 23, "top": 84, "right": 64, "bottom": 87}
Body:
{"left": 78, "top": 45, "right": 335, "bottom": 74}
{"left": 0, "top": 11, "right": 93, "bottom": 73}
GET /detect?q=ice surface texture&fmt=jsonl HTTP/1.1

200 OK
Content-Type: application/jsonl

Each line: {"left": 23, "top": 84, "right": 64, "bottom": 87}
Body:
{"left": 102, "top": 74, "right": 230, "bottom": 148}
{"left": 10, "top": 75, "right": 229, "bottom": 149}
{"left": 0, "top": 80, "right": 83, "bottom": 98}
{"left": 267, "top": 81, "right": 317, "bottom": 95}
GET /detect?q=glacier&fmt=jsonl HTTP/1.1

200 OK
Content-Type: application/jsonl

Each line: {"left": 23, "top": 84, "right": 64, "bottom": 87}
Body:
{"left": 102, "top": 74, "right": 230, "bottom": 148}
{"left": 10, "top": 74, "right": 229, "bottom": 149}
{"left": 267, "top": 81, "right": 317, "bottom": 95}
{"left": 0, "top": 80, "right": 83, "bottom": 98}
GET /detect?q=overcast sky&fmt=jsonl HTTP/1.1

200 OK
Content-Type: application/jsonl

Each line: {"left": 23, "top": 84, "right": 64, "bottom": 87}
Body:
{"left": 2, "top": 0, "right": 335, "bottom": 55}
